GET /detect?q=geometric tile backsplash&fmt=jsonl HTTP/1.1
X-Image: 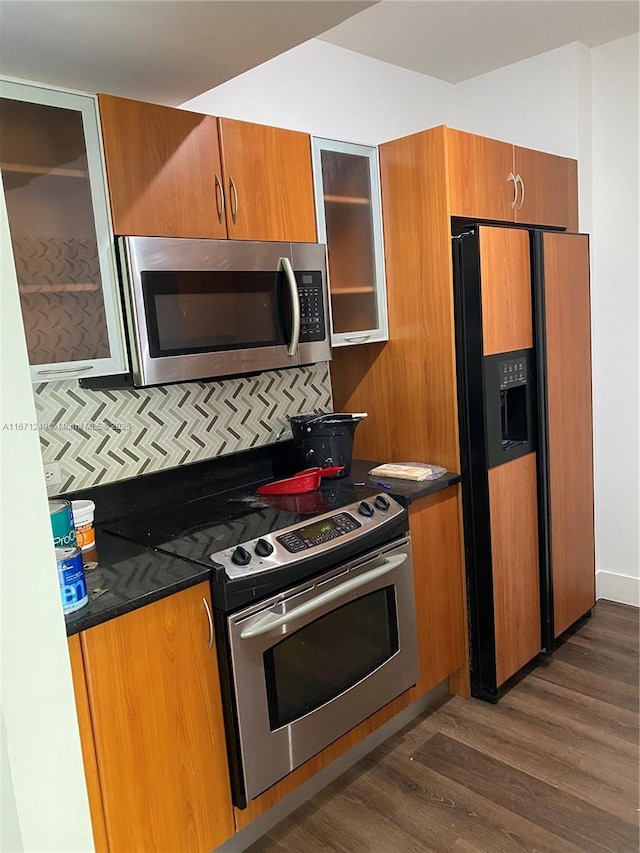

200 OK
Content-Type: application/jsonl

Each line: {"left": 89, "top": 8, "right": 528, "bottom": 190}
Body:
{"left": 34, "top": 361, "right": 333, "bottom": 494}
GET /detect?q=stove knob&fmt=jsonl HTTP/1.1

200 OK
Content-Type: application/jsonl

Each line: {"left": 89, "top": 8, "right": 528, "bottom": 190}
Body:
{"left": 358, "top": 501, "right": 375, "bottom": 517}
{"left": 231, "top": 546, "right": 252, "bottom": 566}
{"left": 374, "top": 495, "right": 391, "bottom": 511}
{"left": 255, "top": 538, "right": 274, "bottom": 558}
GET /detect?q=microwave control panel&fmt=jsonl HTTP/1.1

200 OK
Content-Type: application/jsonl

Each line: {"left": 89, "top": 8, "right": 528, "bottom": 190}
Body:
{"left": 297, "top": 272, "right": 325, "bottom": 341}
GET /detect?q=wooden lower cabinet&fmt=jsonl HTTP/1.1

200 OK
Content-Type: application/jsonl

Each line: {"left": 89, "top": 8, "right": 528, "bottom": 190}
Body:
{"left": 72, "top": 583, "right": 234, "bottom": 853}
{"left": 408, "top": 487, "right": 469, "bottom": 699}
{"left": 68, "top": 634, "right": 109, "bottom": 852}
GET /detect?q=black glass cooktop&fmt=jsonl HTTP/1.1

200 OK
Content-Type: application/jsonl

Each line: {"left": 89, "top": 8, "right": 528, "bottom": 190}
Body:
{"left": 105, "top": 481, "right": 380, "bottom": 570}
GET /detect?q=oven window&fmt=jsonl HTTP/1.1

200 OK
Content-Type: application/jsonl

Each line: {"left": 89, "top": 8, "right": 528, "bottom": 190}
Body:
{"left": 264, "top": 587, "right": 399, "bottom": 730}
{"left": 141, "top": 270, "right": 290, "bottom": 357}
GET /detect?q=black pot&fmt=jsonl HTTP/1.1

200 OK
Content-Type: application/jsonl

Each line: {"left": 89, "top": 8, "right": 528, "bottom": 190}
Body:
{"left": 289, "top": 413, "right": 367, "bottom": 478}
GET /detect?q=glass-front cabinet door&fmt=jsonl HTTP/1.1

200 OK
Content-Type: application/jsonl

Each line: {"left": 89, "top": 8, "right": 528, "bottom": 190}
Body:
{"left": 0, "top": 80, "right": 126, "bottom": 381}
{"left": 312, "top": 138, "right": 388, "bottom": 346}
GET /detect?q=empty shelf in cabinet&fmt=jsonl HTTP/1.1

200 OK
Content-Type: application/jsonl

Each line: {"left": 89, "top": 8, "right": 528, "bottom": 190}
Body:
{"left": 1, "top": 162, "right": 87, "bottom": 179}
{"left": 19, "top": 283, "right": 100, "bottom": 293}
{"left": 324, "top": 194, "right": 371, "bottom": 205}
{"left": 331, "top": 286, "right": 375, "bottom": 294}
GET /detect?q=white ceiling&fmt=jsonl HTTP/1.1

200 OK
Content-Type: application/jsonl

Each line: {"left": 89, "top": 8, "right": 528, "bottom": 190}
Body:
{"left": 0, "top": 0, "right": 374, "bottom": 105}
{"left": 0, "top": 0, "right": 637, "bottom": 105}
{"left": 319, "top": 0, "right": 640, "bottom": 83}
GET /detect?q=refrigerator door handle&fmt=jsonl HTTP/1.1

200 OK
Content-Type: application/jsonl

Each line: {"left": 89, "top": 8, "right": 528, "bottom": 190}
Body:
{"left": 508, "top": 172, "right": 518, "bottom": 209}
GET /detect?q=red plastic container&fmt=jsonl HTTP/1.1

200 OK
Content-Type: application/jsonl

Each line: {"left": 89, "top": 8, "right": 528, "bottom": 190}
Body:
{"left": 256, "top": 466, "right": 344, "bottom": 495}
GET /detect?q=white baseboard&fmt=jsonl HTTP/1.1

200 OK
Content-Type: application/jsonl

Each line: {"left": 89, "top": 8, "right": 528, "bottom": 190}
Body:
{"left": 596, "top": 570, "right": 640, "bottom": 607}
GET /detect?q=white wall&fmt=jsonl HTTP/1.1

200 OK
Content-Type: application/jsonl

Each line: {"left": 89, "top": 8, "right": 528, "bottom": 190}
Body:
{"left": 1, "top": 712, "right": 23, "bottom": 852}
{"left": 590, "top": 33, "right": 640, "bottom": 605}
{"left": 183, "top": 40, "right": 454, "bottom": 144}
{"left": 453, "top": 43, "right": 582, "bottom": 157}
{"left": 0, "top": 188, "right": 94, "bottom": 850}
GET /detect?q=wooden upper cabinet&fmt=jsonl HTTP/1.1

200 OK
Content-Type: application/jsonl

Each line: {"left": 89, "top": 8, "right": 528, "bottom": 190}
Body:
{"left": 446, "top": 128, "right": 516, "bottom": 222}
{"left": 218, "top": 118, "right": 317, "bottom": 242}
{"left": 80, "top": 583, "right": 235, "bottom": 853}
{"left": 98, "top": 94, "right": 226, "bottom": 238}
{"left": 98, "top": 96, "right": 317, "bottom": 242}
{"left": 445, "top": 127, "right": 579, "bottom": 230}
{"left": 514, "top": 145, "right": 574, "bottom": 229}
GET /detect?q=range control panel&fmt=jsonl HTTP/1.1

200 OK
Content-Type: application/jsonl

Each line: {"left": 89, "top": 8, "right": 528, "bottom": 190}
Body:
{"left": 278, "top": 512, "right": 361, "bottom": 553}
{"left": 297, "top": 272, "right": 325, "bottom": 342}
{"left": 211, "top": 493, "right": 404, "bottom": 579}
{"left": 499, "top": 356, "right": 527, "bottom": 390}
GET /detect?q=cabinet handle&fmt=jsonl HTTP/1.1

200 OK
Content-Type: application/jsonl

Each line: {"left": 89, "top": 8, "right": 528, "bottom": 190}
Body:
{"left": 344, "top": 334, "right": 371, "bottom": 343}
{"left": 229, "top": 176, "right": 239, "bottom": 225}
{"left": 203, "top": 597, "right": 214, "bottom": 651}
{"left": 214, "top": 174, "right": 225, "bottom": 224}
{"left": 508, "top": 172, "right": 518, "bottom": 209}
{"left": 240, "top": 554, "right": 407, "bottom": 639}
{"left": 37, "top": 365, "right": 94, "bottom": 375}
{"left": 516, "top": 174, "right": 525, "bottom": 210}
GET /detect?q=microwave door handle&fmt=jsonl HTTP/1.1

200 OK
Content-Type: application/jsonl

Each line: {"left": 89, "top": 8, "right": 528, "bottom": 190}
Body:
{"left": 278, "top": 257, "right": 300, "bottom": 356}
{"left": 239, "top": 553, "right": 407, "bottom": 639}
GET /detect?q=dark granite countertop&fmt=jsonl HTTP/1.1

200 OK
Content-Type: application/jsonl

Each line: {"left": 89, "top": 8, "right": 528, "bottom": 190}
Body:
{"left": 64, "top": 528, "right": 213, "bottom": 635}
{"left": 348, "top": 460, "right": 460, "bottom": 506}
{"left": 63, "top": 448, "right": 460, "bottom": 636}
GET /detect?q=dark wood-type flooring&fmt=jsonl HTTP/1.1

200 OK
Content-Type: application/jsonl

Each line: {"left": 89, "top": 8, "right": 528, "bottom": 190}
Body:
{"left": 247, "top": 600, "right": 639, "bottom": 853}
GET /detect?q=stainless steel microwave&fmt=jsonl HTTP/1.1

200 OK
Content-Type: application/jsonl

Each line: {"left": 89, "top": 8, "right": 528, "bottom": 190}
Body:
{"left": 116, "top": 237, "right": 331, "bottom": 387}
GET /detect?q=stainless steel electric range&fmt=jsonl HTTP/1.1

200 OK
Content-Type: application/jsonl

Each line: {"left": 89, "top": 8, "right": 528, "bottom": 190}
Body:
{"left": 106, "top": 482, "right": 419, "bottom": 807}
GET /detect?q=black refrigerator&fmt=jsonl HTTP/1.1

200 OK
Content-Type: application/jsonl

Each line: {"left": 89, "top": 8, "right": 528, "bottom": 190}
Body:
{"left": 452, "top": 223, "right": 596, "bottom": 702}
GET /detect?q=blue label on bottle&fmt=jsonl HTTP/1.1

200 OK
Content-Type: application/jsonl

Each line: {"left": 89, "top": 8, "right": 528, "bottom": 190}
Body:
{"left": 56, "top": 547, "right": 88, "bottom": 614}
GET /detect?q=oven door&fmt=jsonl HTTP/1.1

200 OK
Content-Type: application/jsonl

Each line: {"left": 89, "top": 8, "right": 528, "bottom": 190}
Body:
{"left": 227, "top": 536, "right": 418, "bottom": 804}
{"left": 119, "top": 237, "right": 330, "bottom": 386}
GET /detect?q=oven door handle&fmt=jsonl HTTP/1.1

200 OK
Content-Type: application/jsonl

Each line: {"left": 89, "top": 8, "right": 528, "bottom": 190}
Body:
{"left": 239, "top": 553, "right": 408, "bottom": 640}
{"left": 279, "top": 256, "right": 300, "bottom": 357}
